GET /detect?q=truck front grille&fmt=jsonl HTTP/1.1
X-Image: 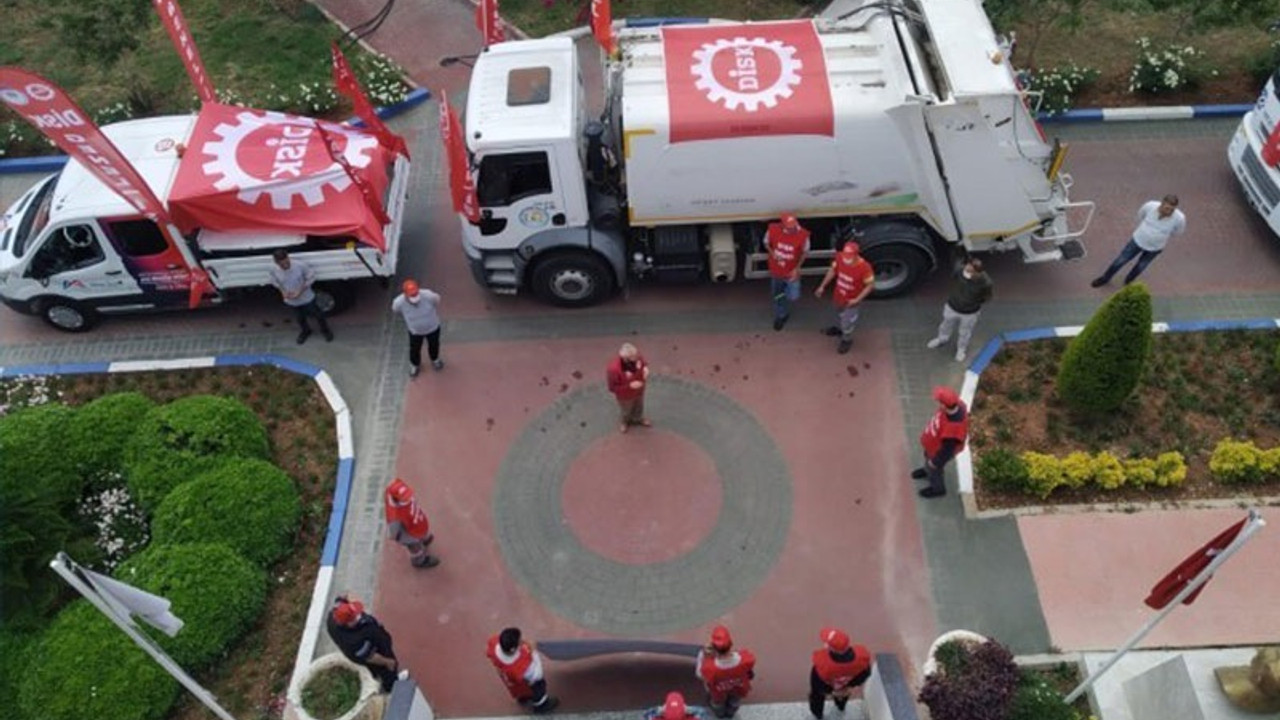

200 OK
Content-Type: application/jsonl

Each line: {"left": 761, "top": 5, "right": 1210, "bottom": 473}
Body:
{"left": 1241, "top": 148, "right": 1280, "bottom": 211}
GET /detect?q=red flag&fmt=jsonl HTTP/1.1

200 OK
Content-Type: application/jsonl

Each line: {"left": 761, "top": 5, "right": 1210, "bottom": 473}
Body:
{"left": 331, "top": 43, "right": 409, "bottom": 159}
{"left": 1144, "top": 518, "right": 1247, "bottom": 610}
{"left": 0, "top": 68, "right": 171, "bottom": 223}
{"left": 314, "top": 120, "right": 392, "bottom": 236}
{"left": 475, "top": 0, "right": 506, "bottom": 46}
{"left": 187, "top": 266, "right": 214, "bottom": 309}
{"left": 438, "top": 91, "right": 480, "bottom": 223}
{"left": 151, "top": 0, "right": 216, "bottom": 104}
{"left": 1262, "top": 121, "right": 1280, "bottom": 168}
{"left": 591, "top": 0, "right": 615, "bottom": 56}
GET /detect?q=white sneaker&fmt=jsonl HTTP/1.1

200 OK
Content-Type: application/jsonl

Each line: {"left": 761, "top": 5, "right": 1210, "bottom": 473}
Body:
{"left": 955, "top": 348, "right": 967, "bottom": 363}
{"left": 408, "top": 364, "right": 420, "bottom": 378}
{"left": 397, "top": 669, "right": 410, "bottom": 681}
{"left": 927, "top": 338, "right": 945, "bottom": 349}
{"left": 431, "top": 359, "right": 444, "bottom": 371}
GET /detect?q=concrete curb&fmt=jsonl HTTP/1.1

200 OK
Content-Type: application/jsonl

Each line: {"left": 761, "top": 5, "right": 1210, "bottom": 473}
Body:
{"left": 0, "top": 87, "right": 431, "bottom": 176}
{"left": 0, "top": 355, "right": 356, "bottom": 710}
{"left": 956, "top": 317, "right": 1280, "bottom": 520}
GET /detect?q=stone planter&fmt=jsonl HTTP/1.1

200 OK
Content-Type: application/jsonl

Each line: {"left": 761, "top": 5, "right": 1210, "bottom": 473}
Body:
{"left": 287, "top": 652, "right": 382, "bottom": 720}
{"left": 922, "top": 629, "right": 989, "bottom": 678}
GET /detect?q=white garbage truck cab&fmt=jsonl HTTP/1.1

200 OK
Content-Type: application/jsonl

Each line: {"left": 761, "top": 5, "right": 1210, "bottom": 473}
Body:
{"left": 458, "top": 0, "right": 1093, "bottom": 307}
{"left": 1228, "top": 65, "right": 1280, "bottom": 237}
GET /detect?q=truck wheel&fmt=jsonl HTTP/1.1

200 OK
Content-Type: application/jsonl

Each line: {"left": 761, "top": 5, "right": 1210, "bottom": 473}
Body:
{"left": 862, "top": 244, "right": 931, "bottom": 298}
{"left": 313, "top": 283, "right": 355, "bottom": 316}
{"left": 38, "top": 298, "right": 98, "bottom": 332}
{"left": 530, "top": 252, "right": 615, "bottom": 307}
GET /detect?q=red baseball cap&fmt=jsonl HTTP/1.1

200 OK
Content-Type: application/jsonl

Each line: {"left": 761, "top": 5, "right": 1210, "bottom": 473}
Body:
{"left": 332, "top": 598, "right": 364, "bottom": 625}
{"left": 933, "top": 386, "right": 961, "bottom": 407}
{"left": 820, "top": 627, "right": 850, "bottom": 652}
{"left": 662, "top": 692, "right": 688, "bottom": 720}
{"left": 386, "top": 478, "right": 413, "bottom": 506}
{"left": 842, "top": 240, "right": 861, "bottom": 255}
{"left": 710, "top": 625, "right": 733, "bottom": 651}
{"left": 781, "top": 214, "right": 799, "bottom": 231}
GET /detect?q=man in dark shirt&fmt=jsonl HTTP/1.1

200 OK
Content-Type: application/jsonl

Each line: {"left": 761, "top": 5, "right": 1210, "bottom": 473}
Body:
{"left": 926, "top": 257, "right": 993, "bottom": 363}
{"left": 325, "top": 596, "right": 402, "bottom": 692}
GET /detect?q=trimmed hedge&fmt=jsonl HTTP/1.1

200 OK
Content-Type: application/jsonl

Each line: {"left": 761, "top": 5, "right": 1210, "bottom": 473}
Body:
{"left": 18, "top": 601, "right": 180, "bottom": 720}
{"left": 1209, "top": 439, "right": 1280, "bottom": 484}
{"left": 0, "top": 629, "right": 39, "bottom": 720}
{"left": 978, "top": 449, "right": 1186, "bottom": 498}
{"left": 67, "top": 392, "right": 155, "bottom": 479}
{"left": 1056, "top": 283, "right": 1153, "bottom": 415}
{"left": 114, "top": 543, "right": 267, "bottom": 669}
{"left": 0, "top": 403, "right": 80, "bottom": 504}
{"left": 123, "top": 395, "right": 270, "bottom": 510}
{"left": 152, "top": 458, "right": 302, "bottom": 567}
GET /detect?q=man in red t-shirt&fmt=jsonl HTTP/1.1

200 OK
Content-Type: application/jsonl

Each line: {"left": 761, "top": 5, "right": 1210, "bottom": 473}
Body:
{"left": 695, "top": 625, "right": 756, "bottom": 718}
{"left": 384, "top": 478, "right": 440, "bottom": 568}
{"left": 764, "top": 214, "right": 811, "bottom": 331}
{"left": 486, "top": 627, "right": 559, "bottom": 713}
{"left": 606, "top": 342, "right": 651, "bottom": 433}
{"left": 808, "top": 627, "right": 872, "bottom": 719}
{"left": 913, "top": 386, "right": 970, "bottom": 499}
{"left": 814, "top": 241, "right": 875, "bottom": 354}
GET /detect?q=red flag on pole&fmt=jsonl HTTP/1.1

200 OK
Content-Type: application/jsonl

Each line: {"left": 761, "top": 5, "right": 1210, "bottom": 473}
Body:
{"left": 314, "top": 121, "right": 391, "bottom": 245}
{"left": 591, "top": 0, "right": 616, "bottom": 56}
{"left": 1262, "top": 121, "right": 1280, "bottom": 168}
{"left": 1144, "top": 517, "right": 1247, "bottom": 610}
{"left": 438, "top": 91, "right": 480, "bottom": 223}
{"left": 0, "top": 68, "right": 171, "bottom": 224}
{"left": 475, "top": 0, "right": 506, "bottom": 46}
{"left": 151, "top": 0, "right": 217, "bottom": 104}
{"left": 331, "top": 43, "right": 409, "bottom": 159}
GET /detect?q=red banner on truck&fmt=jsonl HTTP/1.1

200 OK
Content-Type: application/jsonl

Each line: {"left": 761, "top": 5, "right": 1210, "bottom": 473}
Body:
{"left": 0, "top": 67, "right": 172, "bottom": 223}
{"left": 661, "top": 21, "right": 834, "bottom": 144}
{"left": 152, "top": 0, "right": 217, "bottom": 104}
{"left": 331, "top": 43, "right": 409, "bottom": 159}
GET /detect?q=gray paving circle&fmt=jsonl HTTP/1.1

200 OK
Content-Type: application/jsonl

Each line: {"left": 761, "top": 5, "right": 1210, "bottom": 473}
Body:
{"left": 493, "top": 375, "right": 792, "bottom": 635}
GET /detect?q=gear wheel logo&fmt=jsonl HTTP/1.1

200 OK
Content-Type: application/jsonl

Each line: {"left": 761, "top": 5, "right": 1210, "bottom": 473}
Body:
{"left": 690, "top": 36, "right": 803, "bottom": 112}
{"left": 199, "top": 109, "right": 379, "bottom": 210}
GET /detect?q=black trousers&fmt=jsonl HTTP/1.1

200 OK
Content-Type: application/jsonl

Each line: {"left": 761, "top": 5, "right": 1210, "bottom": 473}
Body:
{"left": 808, "top": 692, "right": 848, "bottom": 718}
{"left": 408, "top": 328, "right": 441, "bottom": 367}
{"left": 292, "top": 300, "right": 331, "bottom": 335}
{"left": 363, "top": 659, "right": 399, "bottom": 693}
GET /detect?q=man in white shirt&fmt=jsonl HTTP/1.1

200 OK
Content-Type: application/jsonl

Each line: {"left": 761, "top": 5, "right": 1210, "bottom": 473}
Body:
{"left": 1091, "top": 195, "right": 1186, "bottom": 287}
{"left": 268, "top": 249, "right": 333, "bottom": 344}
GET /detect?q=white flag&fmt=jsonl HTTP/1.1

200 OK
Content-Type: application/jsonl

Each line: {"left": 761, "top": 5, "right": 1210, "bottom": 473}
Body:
{"left": 82, "top": 568, "right": 185, "bottom": 638}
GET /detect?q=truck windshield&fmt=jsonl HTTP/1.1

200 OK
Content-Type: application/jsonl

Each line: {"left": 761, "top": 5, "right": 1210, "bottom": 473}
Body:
{"left": 12, "top": 173, "right": 59, "bottom": 259}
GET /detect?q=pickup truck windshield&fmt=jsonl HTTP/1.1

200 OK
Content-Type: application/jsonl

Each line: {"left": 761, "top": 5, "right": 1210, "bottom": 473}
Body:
{"left": 13, "top": 174, "right": 59, "bottom": 259}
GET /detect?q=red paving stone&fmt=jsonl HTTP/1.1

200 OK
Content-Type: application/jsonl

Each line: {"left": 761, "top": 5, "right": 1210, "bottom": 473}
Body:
{"left": 372, "top": 329, "right": 936, "bottom": 716}
{"left": 1019, "top": 508, "right": 1279, "bottom": 651}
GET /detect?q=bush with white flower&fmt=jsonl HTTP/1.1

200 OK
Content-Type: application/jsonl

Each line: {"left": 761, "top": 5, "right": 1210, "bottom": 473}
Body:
{"left": 76, "top": 480, "right": 149, "bottom": 572}
{"left": 356, "top": 53, "right": 411, "bottom": 107}
{"left": 1128, "top": 37, "right": 1214, "bottom": 94}
{"left": 1023, "top": 63, "right": 1100, "bottom": 116}
{"left": 0, "top": 374, "right": 60, "bottom": 416}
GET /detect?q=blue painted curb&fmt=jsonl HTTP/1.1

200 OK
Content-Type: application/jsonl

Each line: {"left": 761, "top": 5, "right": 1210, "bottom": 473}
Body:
{"left": 625, "top": 16, "right": 709, "bottom": 27}
{"left": 1041, "top": 103, "right": 1252, "bottom": 124}
{"left": 0, "top": 86, "right": 431, "bottom": 176}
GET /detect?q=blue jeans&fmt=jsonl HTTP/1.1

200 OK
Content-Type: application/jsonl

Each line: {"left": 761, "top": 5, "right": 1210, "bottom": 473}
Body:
{"left": 1098, "top": 238, "right": 1162, "bottom": 284}
{"left": 770, "top": 276, "right": 800, "bottom": 320}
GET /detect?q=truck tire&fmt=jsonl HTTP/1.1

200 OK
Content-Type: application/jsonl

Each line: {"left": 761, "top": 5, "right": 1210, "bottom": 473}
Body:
{"left": 530, "top": 252, "right": 615, "bottom": 307}
{"left": 313, "top": 283, "right": 355, "bottom": 316}
{"left": 861, "top": 243, "right": 932, "bottom": 298}
{"left": 37, "top": 298, "right": 98, "bottom": 332}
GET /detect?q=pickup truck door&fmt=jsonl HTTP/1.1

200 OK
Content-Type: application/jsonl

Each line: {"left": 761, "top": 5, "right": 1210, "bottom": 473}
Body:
{"left": 22, "top": 222, "right": 140, "bottom": 302}
{"left": 99, "top": 217, "right": 199, "bottom": 307}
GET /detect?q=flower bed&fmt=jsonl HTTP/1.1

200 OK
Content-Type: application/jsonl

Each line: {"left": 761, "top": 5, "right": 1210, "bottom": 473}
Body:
{"left": 0, "top": 366, "right": 336, "bottom": 720}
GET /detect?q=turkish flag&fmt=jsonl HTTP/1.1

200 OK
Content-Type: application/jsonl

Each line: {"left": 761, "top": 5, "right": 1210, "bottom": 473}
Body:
{"left": 151, "top": 0, "right": 217, "bottom": 104}
{"left": 331, "top": 43, "right": 409, "bottom": 159}
{"left": 475, "top": 0, "right": 506, "bottom": 46}
{"left": 438, "top": 91, "right": 480, "bottom": 223}
{"left": 1262, "top": 121, "right": 1280, "bottom": 168}
{"left": 661, "top": 21, "right": 834, "bottom": 144}
{"left": 1144, "top": 518, "right": 1247, "bottom": 610}
{"left": 0, "top": 67, "right": 171, "bottom": 224}
{"left": 591, "top": 0, "right": 615, "bottom": 56}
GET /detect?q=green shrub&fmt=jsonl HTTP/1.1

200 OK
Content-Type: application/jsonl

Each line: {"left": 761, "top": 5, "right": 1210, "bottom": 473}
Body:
{"left": 0, "top": 403, "right": 81, "bottom": 504}
{"left": 976, "top": 448, "right": 1030, "bottom": 491}
{"left": 1008, "top": 667, "right": 1083, "bottom": 720}
{"left": 67, "top": 392, "right": 155, "bottom": 479}
{"left": 124, "top": 395, "right": 270, "bottom": 510}
{"left": 1022, "top": 452, "right": 1066, "bottom": 499}
{"left": 153, "top": 458, "right": 301, "bottom": 567}
{"left": 1024, "top": 63, "right": 1099, "bottom": 116}
{"left": 1153, "top": 451, "right": 1188, "bottom": 487}
{"left": 18, "top": 601, "right": 180, "bottom": 720}
{"left": 1210, "top": 439, "right": 1265, "bottom": 484}
{"left": 0, "top": 629, "right": 40, "bottom": 720}
{"left": 1273, "top": 336, "right": 1280, "bottom": 376}
{"left": 1253, "top": 41, "right": 1280, "bottom": 90}
{"left": 1128, "top": 37, "right": 1213, "bottom": 94}
{"left": 114, "top": 543, "right": 267, "bottom": 669}
{"left": 1056, "top": 283, "right": 1153, "bottom": 415}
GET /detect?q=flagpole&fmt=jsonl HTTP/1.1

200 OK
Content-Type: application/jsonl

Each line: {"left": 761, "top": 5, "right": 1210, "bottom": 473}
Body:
{"left": 50, "top": 552, "right": 239, "bottom": 720}
{"left": 1064, "top": 509, "right": 1266, "bottom": 704}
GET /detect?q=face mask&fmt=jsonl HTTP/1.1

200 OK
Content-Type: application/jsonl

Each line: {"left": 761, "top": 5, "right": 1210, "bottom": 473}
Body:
{"left": 407, "top": 295, "right": 419, "bottom": 304}
{"left": 963, "top": 268, "right": 975, "bottom": 279}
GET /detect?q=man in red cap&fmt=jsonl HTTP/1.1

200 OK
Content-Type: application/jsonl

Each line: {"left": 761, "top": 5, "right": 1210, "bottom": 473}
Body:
{"left": 814, "top": 241, "right": 875, "bottom": 354}
{"left": 644, "top": 691, "right": 708, "bottom": 720}
{"left": 763, "top": 214, "right": 811, "bottom": 330}
{"left": 914, "top": 386, "right": 970, "bottom": 499}
{"left": 808, "top": 627, "right": 872, "bottom": 719}
{"left": 485, "top": 627, "right": 560, "bottom": 713}
{"left": 696, "top": 625, "right": 756, "bottom": 718}
{"left": 607, "top": 342, "right": 651, "bottom": 433}
{"left": 325, "top": 595, "right": 403, "bottom": 692}
{"left": 384, "top": 478, "right": 440, "bottom": 568}
{"left": 390, "top": 279, "right": 443, "bottom": 378}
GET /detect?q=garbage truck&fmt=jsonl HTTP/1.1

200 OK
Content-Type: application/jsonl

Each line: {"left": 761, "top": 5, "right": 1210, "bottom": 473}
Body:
{"left": 455, "top": 0, "right": 1094, "bottom": 307}
{"left": 1227, "top": 64, "right": 1280, "bottom": 237}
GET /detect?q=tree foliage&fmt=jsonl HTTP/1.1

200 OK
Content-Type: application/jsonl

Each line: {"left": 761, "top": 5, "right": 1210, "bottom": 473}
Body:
{"left": 1056, "top": 283, "right": 1154, "bottom": 415}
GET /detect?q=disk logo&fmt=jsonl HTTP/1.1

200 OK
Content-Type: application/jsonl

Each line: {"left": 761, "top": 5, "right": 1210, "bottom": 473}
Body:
{"left": 691, "top": 37, "right": 802, "bottom": 112}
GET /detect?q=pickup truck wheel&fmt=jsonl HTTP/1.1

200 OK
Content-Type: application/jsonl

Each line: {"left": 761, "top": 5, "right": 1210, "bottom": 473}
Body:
{"left": 313, "top": 283, "right": 355, "bottom": 316}
{"left": 38, "top": 298, "right": 98, "bottom": 332}
{"left": 862, "top": 243, "right": 931, "bottom": 299}
{"left": 530, "top": 252, "right": 614, "bottom": 307}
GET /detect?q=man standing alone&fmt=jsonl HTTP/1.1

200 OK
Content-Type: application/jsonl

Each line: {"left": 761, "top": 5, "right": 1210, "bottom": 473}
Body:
{"left": 926, "top": 257, "right": 993, "bottom": 363}
{"left": 391, "top": 279, "right": 444, "bottom": 378}
{"left": 607, "top": 342, "right": 650, "bottom": 433}
{"left": 1091, "top": 195, "right": 1186, "bottom": 287}
{"left": 486, "top": 627, "right": 559, "bottom": 713}
{"left": 913, "top": 386, "right": 970, "bottom": 499}
{"left": 696, "top": 625, "right": 755, "bottom": 718}
{"left": 269, "top": 249, "right": 333, "bottom": 344}
{"left": 764, "top": 214, "right": 810, "bottom": 330}
{"left": 326, "top": 596, "right": 403, "bottom": 692}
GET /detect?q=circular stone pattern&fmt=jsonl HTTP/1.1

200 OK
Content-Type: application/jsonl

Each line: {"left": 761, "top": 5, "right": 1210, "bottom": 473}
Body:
{"left": 493, "top": 375, "right": 792, "bottom": 635}
{"left": 561, "top": 429, "right": 723, "bottom": 565}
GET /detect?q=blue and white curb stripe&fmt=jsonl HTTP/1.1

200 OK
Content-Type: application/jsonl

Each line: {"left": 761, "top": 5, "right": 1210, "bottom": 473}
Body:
{"left": 955, "top": 317, "right": 1280, "bottom": 510}
{"left": 0, "top": 355, "right": 354, "bottom": 698}
{"left": 1039, "top": 103, "right": 1253, "bottom": 124}
{"left": 0, "top": 87, "right": 431, "bottom": 175}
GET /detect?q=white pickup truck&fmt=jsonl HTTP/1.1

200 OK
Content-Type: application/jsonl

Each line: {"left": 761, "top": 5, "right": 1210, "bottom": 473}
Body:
{"left": 0, "top": 103, "right": 410, "bottom": 331}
